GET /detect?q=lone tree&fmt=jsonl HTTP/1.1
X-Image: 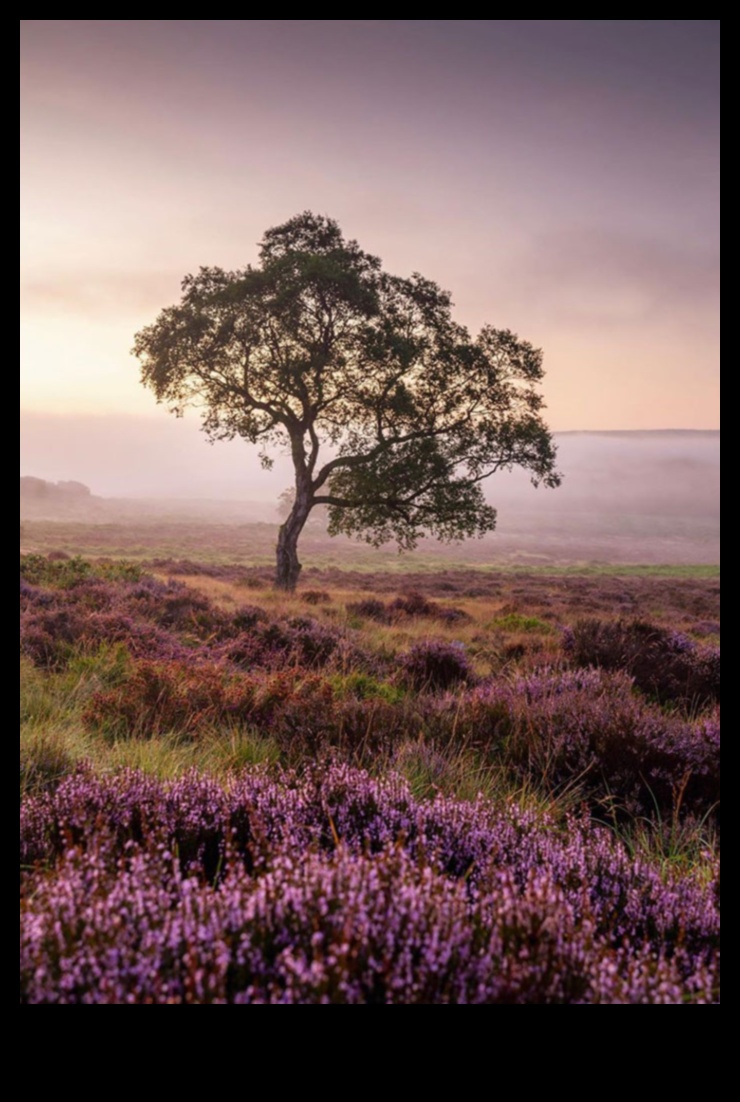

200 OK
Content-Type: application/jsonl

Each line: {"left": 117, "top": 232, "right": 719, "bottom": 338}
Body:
{"left": 133, "top": 213, "right": 561, "bottom": 590}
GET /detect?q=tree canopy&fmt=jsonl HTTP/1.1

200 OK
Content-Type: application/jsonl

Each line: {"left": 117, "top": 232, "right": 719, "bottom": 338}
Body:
{"left": 133, "top": 212, "right": 561, "bottom": 589}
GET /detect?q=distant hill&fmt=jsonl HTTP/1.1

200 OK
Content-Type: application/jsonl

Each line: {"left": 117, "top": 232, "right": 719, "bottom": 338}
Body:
{"left": 21, "top": 477, "right": 92, "bottom": 503}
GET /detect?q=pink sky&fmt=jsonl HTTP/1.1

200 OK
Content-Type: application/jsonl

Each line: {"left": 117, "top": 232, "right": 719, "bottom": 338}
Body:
{"left": 20, "top": 20, "right": 719, "bottom": 430}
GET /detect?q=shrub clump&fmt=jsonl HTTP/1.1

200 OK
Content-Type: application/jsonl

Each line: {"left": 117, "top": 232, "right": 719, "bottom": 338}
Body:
{"left": 83, "top": 659, "right": 336, "bottom": 742}
{"left": 214, "top": 616, "right": 346, "bottom": 671}
{"left": 346, "top": 598, "right": 391, "bottom": 623}
{"left": 20, "top": 766, "right": 719, "bottom": 1004}
{"left": 443, "top": 669, "right": 720, "bottom": 821}
{"left": 347, "top": 592, "right": 470, "bottom": 626}
{"left": 564, "top": 618, "right": 720, "bottom": 706}
{"left": 398, "top": 641, "right": 474, "bottom": 692}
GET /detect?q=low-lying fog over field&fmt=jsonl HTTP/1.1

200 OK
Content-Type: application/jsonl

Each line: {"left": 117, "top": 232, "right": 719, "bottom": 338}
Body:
{"left": 20, "top": 416, "right": 719, "bottom": 566}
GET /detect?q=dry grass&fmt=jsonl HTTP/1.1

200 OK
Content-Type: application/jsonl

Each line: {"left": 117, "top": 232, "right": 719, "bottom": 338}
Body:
{"left": 160, "top": 571, "right": 719, "bottom": 644}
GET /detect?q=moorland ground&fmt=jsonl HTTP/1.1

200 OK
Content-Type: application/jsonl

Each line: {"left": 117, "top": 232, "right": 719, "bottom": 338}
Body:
{"left": 20, "top": 521, "right": 720, "bottom": 1004}
{"left": 20, "top": 506, "right": 720, "bottom": 568}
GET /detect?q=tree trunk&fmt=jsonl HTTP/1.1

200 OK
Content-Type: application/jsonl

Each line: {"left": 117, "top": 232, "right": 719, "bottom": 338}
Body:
{"left": 275, "top": 492, "right": 311, "bottom": 591}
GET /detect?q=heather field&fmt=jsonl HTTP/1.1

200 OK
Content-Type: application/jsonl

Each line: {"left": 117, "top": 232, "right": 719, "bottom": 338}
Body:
{"left": 20, "top": 553, "right": 720, "bottom": 1004}
{"left": 21, "top": 12, "right": 720, "bottom": 1007}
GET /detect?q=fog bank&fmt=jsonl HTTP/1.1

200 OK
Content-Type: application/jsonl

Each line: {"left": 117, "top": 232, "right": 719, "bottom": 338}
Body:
{"left": 20, "top": 412, "right": 719, "bottom": 519}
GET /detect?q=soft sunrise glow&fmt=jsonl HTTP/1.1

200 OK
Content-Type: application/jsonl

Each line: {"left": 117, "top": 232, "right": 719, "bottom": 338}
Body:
{"left": 20, "top": 20, "right": 719, "bottom": 432}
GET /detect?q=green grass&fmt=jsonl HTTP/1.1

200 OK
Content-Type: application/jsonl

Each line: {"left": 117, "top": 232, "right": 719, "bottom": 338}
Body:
{"left": 20, "top": 652, "right": 283, "bottom": 796}
{"left": 487, "top": 613, "right": 554, "bottom": 633}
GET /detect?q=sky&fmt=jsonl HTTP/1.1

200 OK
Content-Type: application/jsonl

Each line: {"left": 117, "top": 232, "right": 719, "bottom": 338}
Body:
{"left": 21, "top": 20, "right": 719, "bottom": 459}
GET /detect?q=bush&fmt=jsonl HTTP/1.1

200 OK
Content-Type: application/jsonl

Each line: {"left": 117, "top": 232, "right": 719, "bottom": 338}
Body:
{"left": 455, "top": 669, "right": 720, "bottom": 820}
{"left": 20, "top": 766, "right": 719, "bottom": 1004}
{"left": 346, "top": 593, "right": 470, "bottom": 626}
{"left": 398, "top": 641, "right": 474, "bottom": 692}
{"left": 215, "top": 617, "right": 345, "bottom": 671}
{"left": 435, "top": 605, "right": 472, "bottom": 626}
{"left": 83, "top": 659, "right": 337, "bottom": 743}
{"left": 564, "top": 618, "right": 720, "bottom": 706}
{"left": 231, "top": 605, "right": 270, "bottom": 631}
{"left": 346, "top": 598, "right": 391, "bottom": 623}
{"left": 389, "top": 590, "right": 435, "bottom": 617}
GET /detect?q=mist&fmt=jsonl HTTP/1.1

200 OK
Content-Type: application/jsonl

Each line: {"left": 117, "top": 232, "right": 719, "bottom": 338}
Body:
{"left": 20, "top": 410, "right": 293, "bottom": 500}
{"left": 484, "top": 430, "right": 720, "bottom": 518}
{"left": 20, "top": 411, "right": 719, "bottom": 514}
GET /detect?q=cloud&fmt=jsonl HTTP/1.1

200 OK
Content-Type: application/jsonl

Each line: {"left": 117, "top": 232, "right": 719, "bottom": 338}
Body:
{"left": 503, "top": 229, "right": 719, "bottom": 328}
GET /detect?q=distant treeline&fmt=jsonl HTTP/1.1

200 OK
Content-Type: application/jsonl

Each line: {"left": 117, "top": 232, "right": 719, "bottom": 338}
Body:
{"left": 20, "top": 477, "right": 91, "bottom": 501}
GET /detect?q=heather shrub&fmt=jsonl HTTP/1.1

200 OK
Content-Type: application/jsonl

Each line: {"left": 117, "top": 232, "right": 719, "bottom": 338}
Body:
{"left": 230, "top": 605, "right": 270, "bottom": 630}
{"left": 21, "top": 607, "right": 88, "bottom": 669}
{"left": 81, "top": 660, "right": 413, "bottom": 757}
{"left": 19, "top": 570, "right": 355, "bottom": 674}
{"left": 23, "top": 841, "right": 714, "bottom": 1004}
{"left": 331, "top": 698, "right": 416, "bottom": 755}
{"left": 21, "top": 575, "right": 200, "bottom": 667}
{"left": 398, "top": 640, "right": 474, "bottom": 691}
{"left": 454, "top": 670, "right": 720, "bottom": 820}
{"left": 17, "top": 557, "right": 721, "bottom": 1004}
{"left": 434, "top": 605, "right": 472, "bottom": 625}
{"left": 249, "top": 673, "right": 336, "bottom": 747}
{"left": 346, "top": 598, "right": 391, "bottom": 623}
{"left": 214, "top": 617, "right": 345, "bottom": 671}
{"left": 20, "top": 577, "right": 56, "bottom": 608}
{"left": 20, "top": 767, "right": 719, "bottom": 1004}
{"left": 390, "top": 590, "right": 435, "bottom": 617}
{"left": 690, "top": 620, "right": 720, "bottom": 639}
{"left": 20, "top": 602, "right": 191, "bottom": 669}
{"left": 124, "top": 577, "right": 229, "bottom": 638}
{"left": 564, "top": 618, "right": 720, "bottom": 706}
{"left": 83, "top": 659, "right": 337, "bottom": 743}
{"left": 284, "top": 617, "right": 342, "bottom": 663}
{"left": 83, "top": 660, "right": 237, "bottom": 737}
{"left": 346, "top": 592, "right": 469, "bottom": 627}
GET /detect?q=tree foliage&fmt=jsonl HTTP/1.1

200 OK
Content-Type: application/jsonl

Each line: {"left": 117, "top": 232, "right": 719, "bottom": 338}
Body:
{"left": 133, "top": 212, "right": 561, "bottom": 588}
